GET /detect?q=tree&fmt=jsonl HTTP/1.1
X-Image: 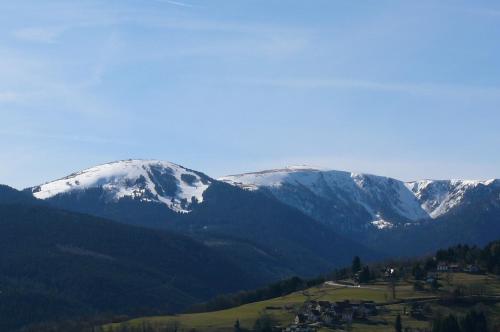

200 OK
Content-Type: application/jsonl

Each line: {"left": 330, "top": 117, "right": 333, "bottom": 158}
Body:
{"left": 412, "top": 263, "right": 424, "bottom": 280}
{"left": 432, "top": 314, "right": 460, "bottom": 332}
{"left": 395, "top": 314, "right": 402, "bottom": 332}
{"left": 352, "top": 256, "right": 362, "bottom": 275}
{"left": 253, "top": 312, "right": 276, "bottom": 332}
{"left": 388, "top": 271, "right": 398, "bottom": 300}
{"left": 359, "top": 266, "right": 371, "bottom": 283}
{"left": 461, "top": 310, "right": 488, "bottom": 332}
{"left": 164, "top": 320, "right": 180, "bottom": 332}
{"left": 424, "top": 257, "right": 437, "bottom": 272}
{"left": 430, "top": 278, "right": 441, "bottom": 292}
{"left": 441, "top": 314, "right": 460, "bottom": 332}
{"left": 234, "top": 319, "right": 241, "bottom": 332}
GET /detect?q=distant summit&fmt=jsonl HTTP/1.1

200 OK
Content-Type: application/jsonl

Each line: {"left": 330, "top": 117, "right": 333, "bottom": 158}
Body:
{"left": 220, "top": 167, "right": 499, "bottom": 231}
{"left": 31, "top": 159, "right": 212, "bottom": 213}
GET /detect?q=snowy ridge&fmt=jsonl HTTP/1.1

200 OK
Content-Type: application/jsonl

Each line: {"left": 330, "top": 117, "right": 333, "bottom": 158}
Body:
{"left": 30, "top": 161, "right": 498, "bottom": 228}
{"left": 221, "top": 166, "right": 323, "bottom": 191}
{"left": 220, "top": 167, "right": 428, "bottom": 229}
{"left": 32, "top": 159, "right": 211, "bottom": 213}
{"left": 220, "top": 167, "right": 498, "bottom": 229}
{"left": 406, "top": 179, "right": 499, "bottom": 218}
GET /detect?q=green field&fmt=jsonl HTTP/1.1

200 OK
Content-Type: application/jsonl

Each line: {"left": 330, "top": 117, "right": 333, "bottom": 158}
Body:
{"left": 106, "top": 273, "right": 500, "bottom": 332}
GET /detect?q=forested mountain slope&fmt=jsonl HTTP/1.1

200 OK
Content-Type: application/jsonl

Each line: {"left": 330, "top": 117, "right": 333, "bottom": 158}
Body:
{"left": 0, "top": 203, "right": 256, "bottom": 331}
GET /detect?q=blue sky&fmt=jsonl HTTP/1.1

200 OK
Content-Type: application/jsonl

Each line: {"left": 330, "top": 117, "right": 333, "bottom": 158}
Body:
{"left": 1, "top": 0, "right": 499, "bottom": 188}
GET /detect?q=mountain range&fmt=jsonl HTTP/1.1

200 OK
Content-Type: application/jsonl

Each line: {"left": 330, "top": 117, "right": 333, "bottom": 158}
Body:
{"left": 220, "top": 166, "right": 500, "bottom": 255}
{"left": 25, "top": 159, "right": 500, "bottom": 254}
{"left": 221, "top": 166, "right": 499, "bottom": 232}
{"left": 1, "top": 159, "right": 499, "bottom": 330}
{"left": 25, "top": 160, "right": 376, "bottom": 280}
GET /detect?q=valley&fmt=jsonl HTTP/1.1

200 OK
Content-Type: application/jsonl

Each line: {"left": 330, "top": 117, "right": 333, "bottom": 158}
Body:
{"left": 105, "top": 271, "right": 500, "bottom": 331}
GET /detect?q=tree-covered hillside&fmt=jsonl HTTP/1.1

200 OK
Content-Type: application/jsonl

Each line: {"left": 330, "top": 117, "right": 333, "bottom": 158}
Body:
{"left": 37, "top": 181, "right": 379, "bottom": 280}
{"left": 0, "top": 203, "right": 257, "bottom": 331}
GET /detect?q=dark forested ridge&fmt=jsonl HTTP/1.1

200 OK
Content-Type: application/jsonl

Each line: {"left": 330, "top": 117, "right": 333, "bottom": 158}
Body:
{"left": 0, "top": 203, "right": 257, "bottom": 331}
{"left": 34, "top": 186, "right": 179, "bottom": 229}
{"left": 179, "top": 182, "right": 380, "bottom": 278}
{"left": 0, "top": 184, "right": 378, "bottom": 331}
{"left": 369, "top": 193, "right": 500, "bottom": 257}
{"left": 0, "top": 185, "right": 40, "bottom": 205}
{"left": 36, "top": 181, "right": 379, "bottom": 280}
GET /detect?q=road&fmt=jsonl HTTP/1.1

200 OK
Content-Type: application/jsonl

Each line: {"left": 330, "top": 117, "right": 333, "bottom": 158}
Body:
{"left": 324, "top": 281, "right": 385, "bottom": 291}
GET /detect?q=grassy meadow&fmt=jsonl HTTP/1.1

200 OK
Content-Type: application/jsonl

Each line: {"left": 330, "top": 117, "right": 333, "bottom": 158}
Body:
{"left": 105, "top": 272, "right": 500, "bottom": 331}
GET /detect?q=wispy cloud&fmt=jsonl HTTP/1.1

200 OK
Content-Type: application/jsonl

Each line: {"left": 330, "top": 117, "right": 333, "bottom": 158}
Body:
{"left": 241, "top": 77, "right": 500, "bottom": 99}
{"left": 0, "top": 128, "right": 136, "bottom": 146}
{"left": 0, "top": 91, "right": 21, "bottom": 102}
{"left": 0, "top": 37, "right": 121, "bottom": 116}
{"left": 12, "top": 26, "right": 66, "bottom": 43}
{"left": 466, "top": 8, "right": 500, "bottom": 17}
{"left": 153, "top": 0, "right": 195, "bottom": 8}
{"left": 442, "top": 4, "right": 500, "bottom": 18}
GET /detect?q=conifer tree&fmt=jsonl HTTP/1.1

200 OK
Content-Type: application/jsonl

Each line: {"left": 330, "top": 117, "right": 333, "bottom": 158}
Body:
{"left": 395, "top": 314, "right": 402, "bottom": 332}
{"left": 234, "top": 319, "right": 241, "bottom": 332}
{"left": 352, "top": 256, "right": 362, "bottom": 274}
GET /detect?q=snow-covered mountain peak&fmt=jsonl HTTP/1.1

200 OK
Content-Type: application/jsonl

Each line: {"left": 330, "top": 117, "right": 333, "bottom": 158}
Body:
{"left": 220, "top": 167, "right": 499, "bottom": 231}
{"left": 31, "top": 159, "right": 212, "bottom": 212}
{"left": 220, "top": 168, "right": 430, "bottom": 226}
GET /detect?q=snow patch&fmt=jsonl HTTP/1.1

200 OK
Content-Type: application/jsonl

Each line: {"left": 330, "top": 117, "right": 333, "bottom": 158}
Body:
{"left": 371, "top": 214, "right": 394, "bottom": 229}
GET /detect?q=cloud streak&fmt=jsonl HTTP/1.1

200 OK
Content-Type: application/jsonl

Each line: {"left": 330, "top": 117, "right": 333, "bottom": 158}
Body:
{"left": 158, "top": 0, "right": 194, "bottom": 8}
{"left": 242, "top": 77, "right": 500, "bottom": 99}
{"left": 0, "top": 128, "right": 136, "bottom": 146}
{"left": 13, "top": 26, "right": 66, "bottom": 43}
{"left": 465, "top": 7, "right": 500, "bottom": 18}
{"left": 0, "top": 91, "right": 21, "bottom": 102}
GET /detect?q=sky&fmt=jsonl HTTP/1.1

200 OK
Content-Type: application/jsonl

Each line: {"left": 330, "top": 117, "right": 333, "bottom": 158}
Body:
{"left": 1, "top": 0, "right": 500, "bottom": 188}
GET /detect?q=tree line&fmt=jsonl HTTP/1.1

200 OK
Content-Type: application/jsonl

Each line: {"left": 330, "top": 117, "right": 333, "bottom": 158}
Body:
{"left": 187, "top": 276, "right": 325, "bottom": 313}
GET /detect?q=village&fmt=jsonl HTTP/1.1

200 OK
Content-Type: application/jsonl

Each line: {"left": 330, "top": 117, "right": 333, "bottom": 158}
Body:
{"left": 102, "top": 248, "right": 499, "bottom": 332}
{"left": 283, "top": 299, "right": 377, "bottom": 332}
{"left": 281, "top": 261, "right": 484, "bottom": 332}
